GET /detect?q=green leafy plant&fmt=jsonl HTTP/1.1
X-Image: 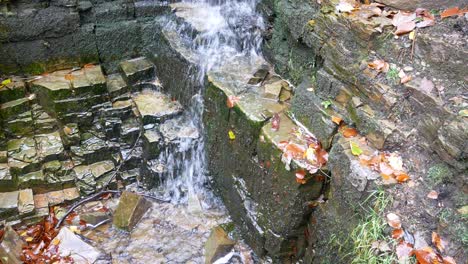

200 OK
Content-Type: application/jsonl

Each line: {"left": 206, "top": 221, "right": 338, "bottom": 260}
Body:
{"left": 321, "top": 99, "right": 332, "bottom": 109}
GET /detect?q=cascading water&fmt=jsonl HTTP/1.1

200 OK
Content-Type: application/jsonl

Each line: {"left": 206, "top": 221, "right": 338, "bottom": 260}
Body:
{"left": 153, "top": 0, "right": 265, "bottom": 208}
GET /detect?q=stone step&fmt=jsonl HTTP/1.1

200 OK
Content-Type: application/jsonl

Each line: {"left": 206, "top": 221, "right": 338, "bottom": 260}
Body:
{"left": 0, "top": 189, "right": 34, "bottom": 220}
{"left": 132, "top": 90, "right": 183, "bottom": 125}
{"left": 119, "top": 57, "right": 156, "bottom": 86}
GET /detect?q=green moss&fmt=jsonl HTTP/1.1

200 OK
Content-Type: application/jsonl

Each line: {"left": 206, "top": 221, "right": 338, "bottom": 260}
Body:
{"left": 427, "top": 163, "right": 453, "bottom": 186}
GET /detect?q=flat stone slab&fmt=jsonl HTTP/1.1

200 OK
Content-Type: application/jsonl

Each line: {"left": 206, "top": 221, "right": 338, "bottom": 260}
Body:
{"left": 107, "top": 73, "right": 128, "bottom": 97}
{"left": 133, "top": 90, "right": 183, "bottom": 124}
{"left": 0, "top": 97, "right": 31, "bottom": 121}
{"left": 74, "top": 160, "right": 115, "bottom": 180}
{"left": 113, "top": 191, "right": 151, "bottom": 231}
{"left": 120, "top": 57, "right": 155, "bottom": 85}
{"left": 50, "top": 227, "right": 102, "bottom": 264}
{"left": 35, "top": 131, "right": 65, "bottom": 161}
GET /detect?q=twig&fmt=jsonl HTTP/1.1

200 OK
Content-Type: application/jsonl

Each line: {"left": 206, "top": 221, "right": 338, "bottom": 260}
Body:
{"left": 410, "top": 29, "right": 416, "bottom": 61}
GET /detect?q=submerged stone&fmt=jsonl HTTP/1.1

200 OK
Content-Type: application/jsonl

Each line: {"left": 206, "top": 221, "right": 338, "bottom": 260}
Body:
{"left": 113, "top": 191, "right": 151, "bottom": 231}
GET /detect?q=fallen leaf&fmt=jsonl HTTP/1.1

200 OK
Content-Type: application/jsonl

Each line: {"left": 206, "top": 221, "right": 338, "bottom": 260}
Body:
{"left": 1, "top": 78, "right": 12, "bottom": 86}
{"left": 386, "top": 213, "right": 401, "bottom": 229}
{"left": 296, "top": 169, "right": 306, "bottom": 180}
{"left": 331, "top": 116, "right": 343, "bottom": 125}
{"left": 368, "top": 59, "right": 390, "bottom": 73}
{"left": 350, "top": 141, "right": 363, "bottom": 156}
{"left": 396, "top": 241, "right": 413, "bottom": 260}
{"left": 415, "top": 8, "right": 435, "bottom": 28}
{"left": 413, "top": 247, "right": 443, "bottom": 264}
{"left": 63, "top": 126, "right": 73, "bottom": 135}
{"left": 342, "top": 127, "right": 358, "bottom": 138}
{"left": 392, "top": 11, "right": 416, "bottom": 35}
{"left": 228, "top": 130, "right": 236, "bottom": 140}
{"left": 432, "top": 232, "right": 445, "bottom": 252}
{"left": 443, "top": 256, "right": 457, "bottom": 264}
{"left": 401, "top": 75, "right": 412, "bottom": 84}
{"left": 387, "top": 153, "right": 403, "bottom": 171}
{"left": 271, "top": 113, "right": 280, "bottom": 131}
{"left": 392, "top": 229, "right": 404, "bottom": 239}
{"left": 64, "top": 74, "right": 74, "bottom": 81}
{"left": 226, "top": 95, "right": 240, "bottom": 108}
{"left": 440, "top": 7, "right": 461, "bottom": 18}
{"left": 395, "top": 172, "right": 410, "bottom": 183}
{"left": 380, "top": 162, "right": 394, "bottom": 177}
{"left": 459, "top": 109, "right": 468, "bottom": 117}
{"left": 427, "top": 190, "right": 438, "bottom": 199}
{"left": 420, "top": 77, "right": 435, "bottom": 94}
{"left": 409, "top": 31, "right": 415, "bottom": 40}
{"left": 335, "top": 1, "right": 355, "bottom": 13}
{"left": 52, "top": 238, "right": 60, "bottom": 246}
{"left": 83, "top": 63, "right": 95, "bottom": 68}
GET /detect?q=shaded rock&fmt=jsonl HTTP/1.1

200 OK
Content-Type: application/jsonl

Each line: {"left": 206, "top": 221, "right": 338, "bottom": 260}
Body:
{"left": 143, "top": 129, "right": 161, "bottom": 159}
{"left": 0, "top": 225, "right": 24, "bottom": 264}
{"left": 0, "top": 78, "right": 26, "bottom": 104}
{"left": 0, "top": 98, "right": 30, "bottom": 122}
{"left": 80, "top": 211, "right": 110, "bottom": 226}
{"left": 106, "top": 73, "right": 128, "bottom": 98}
{"left": 18, "top": 170, "right": 46, "bottom": 190}
{"left": 119, "top": 57, "right": 156, "bottom": 86}
{"left": 113, "top": 191, "right": 151, "bottom": 231}
{"left": 35, "top": 131, "right": 65, "bottom": 162}
{"left": 50, "top": 227, "right": 102, "bottom": 264}
{"left": 0, "top": 191, "right": 18, "bottom": 219}
{"left": 133, "top": 90, "right": 183, "bottom": 125}
{"left": 205, "top": 226, "right": 236, "bottom": 264}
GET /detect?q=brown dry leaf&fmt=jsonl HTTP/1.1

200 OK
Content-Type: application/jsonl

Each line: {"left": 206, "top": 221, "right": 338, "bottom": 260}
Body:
{"left": 64, "top": 74, "right": 74, "bottom": 81}
{"left": 342, "top": 127, "right": 358, "bottom": 138}
{"left": 331, "top": 116, "right": 343, "bottom": 125}
{"left": 396, "top": 241, "right": 413, "bottom": 260}
{"left": 432, "top": 232, "right": 445, "bottom": 252}
{"left": 392, "top": 11, "right": 416, "bottom": 35}
{"left": 427, "top": 190, "right": 438, "bottom": 199}
{"left": 392, "top": 228, "right": 404, "bottom": 239}
{"left": 415, "top": 8, "right": 435, "bottom": 28}
{"left": 226, "top": 95, "right": 240, "bottom": 108}
{"left": 368, "top": 59, "right": 390, "bottom": 73}
{"left": 413, "top": 247, "right": 443, "bottom": 264}
{"left": 395, "top": 172, "right": 410, "bottom": 183}
{"left": 271, "top": 113, "right": 281, "bottom": 131}
{"left": 443, "top": 256, "right": 457, "bottom": 264}
{"left": 401, "top": 75, "right": 412, "bottom": 84}
{"left": 386, "top": 212, "right": 402, "bottom": 229}
{"left": 440, "top": 7, "right": 467, "bottom": 18}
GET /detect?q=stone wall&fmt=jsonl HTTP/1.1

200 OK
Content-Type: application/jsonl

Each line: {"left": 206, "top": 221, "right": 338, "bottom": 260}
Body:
{"left": 0, "top": 0, "right": 169, "bottom": 74}
{"left": 262, "top": 0, "right": 467, "bottom": 262}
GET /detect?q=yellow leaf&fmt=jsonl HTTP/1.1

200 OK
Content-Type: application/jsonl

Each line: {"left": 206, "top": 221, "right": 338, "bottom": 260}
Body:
{"left": 408, "top": 31, "right": 415, "bottom": 40}
{"left": 305, "top": 148, "right": 316, "bottom": 163}
{"left": 52, "top": 238, "right": 61, "bottom": 246}
{"left": 459, "top": 109, "right": 468, "bottom": 117}
{"left": 25, "top": 237, "right": 34, "bottom": 242}
{"left": 69, "top": 225, "right": 81, "bottom": 234}
{"left": 1, "top": 79, "right": 11, "bottom": 86}
{"left": 350, "top": 141, "right": 363, "bottom": 156}
{"left": 228, "top": 130, "right": 236, "bottom": 140}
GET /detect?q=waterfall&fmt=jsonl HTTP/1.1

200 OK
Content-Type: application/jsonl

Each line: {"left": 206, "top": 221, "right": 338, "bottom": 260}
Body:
{"left": 151, "top": 0, "right": 265, "bottom": 209}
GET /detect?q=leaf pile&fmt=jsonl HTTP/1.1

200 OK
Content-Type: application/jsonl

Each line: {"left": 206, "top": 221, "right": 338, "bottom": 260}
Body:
{"left": 17, "top": 208, "right": 74, "bottom": 263}
{"left": 277, "top": 123, "right": 328, "bottom": 183}
{"left": 386, "top": 212, "right": 457, "bottom": 263}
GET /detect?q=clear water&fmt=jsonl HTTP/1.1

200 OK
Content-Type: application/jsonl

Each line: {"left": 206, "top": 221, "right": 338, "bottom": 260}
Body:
{"left": 152, "top": 0, "right": 265, "bottom": 208}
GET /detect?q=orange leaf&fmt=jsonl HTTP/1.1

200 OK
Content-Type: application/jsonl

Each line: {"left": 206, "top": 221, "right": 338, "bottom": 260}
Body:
{"left": 284, "top": 143, "right": 306, "bottom": 159}
{"left": 342, "top": 127, "right": 358, "bottom": 138}
{"left": 432, "top": 232, "right": 445, "bottom": 252}
{"left": 392, "top": 229, "right": 404, "bottom": 239}
{"left": 295, "top": 169, "right": 306, "bottom": 180}
{"left": 440, "top": 7, "right": 460, "bottom": 18}
{"left": 401, "top": 75, "right": 412, "bottom": 84}
{"left": 427, "top": 190, "right": 438, "bottom": 199}
{"left": 83, "top": 63, "right": 95, "bottom": 68}
{"left": 226, "top": 95, "right": 240, "bottom": 108}
{"left": 386, "top": 213, "right": 401, "bottom": 229}
{"left": 64, "top": 74, "right": 74, "bottom": 81}
{"left": 368, "top": 59, "right": 390, "bottom": 72}
{"left": 395, "top": 172, "right": 410, "bottom": 183}
{"left": 331, "top": 116, "right": 343, "bottom": 125}
{"left": 413, "top": 247, "right": 443, "bottom": 264}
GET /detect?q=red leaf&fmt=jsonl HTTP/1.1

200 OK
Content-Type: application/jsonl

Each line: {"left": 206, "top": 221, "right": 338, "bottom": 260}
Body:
{"left": 271, "top": 113, "right": 280, "bottom": 131}
{"left": 413, "top": 247, "right": 443, "bottom": 264}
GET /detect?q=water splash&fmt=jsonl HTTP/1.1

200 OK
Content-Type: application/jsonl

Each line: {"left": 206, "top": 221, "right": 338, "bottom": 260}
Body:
{"left": 151, "top": 0, "right": 264, "bottom": 208}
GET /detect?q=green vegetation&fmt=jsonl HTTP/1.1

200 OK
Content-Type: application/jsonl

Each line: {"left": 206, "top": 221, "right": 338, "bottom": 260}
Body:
{"left": 321, "top": 99, "right": 332, "bottom": 109}
{"left": 386, "top": 67, "right": 399, "bottom": 84}
{"left": 438, "top": 208, "right": 468, "bottom": 246}
{"left": 427, "top": 163, "right": 453, "bottom": 186}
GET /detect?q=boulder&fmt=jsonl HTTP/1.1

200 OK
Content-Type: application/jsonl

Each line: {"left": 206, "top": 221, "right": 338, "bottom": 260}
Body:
{"left": 0, "top": 225, "right": 24, "bottom": 264}
{"left": 113, "top": 191, "right": 151, "bottom": 231}
{"left": 204, "top": 226, "right": 236, "bottom": 264}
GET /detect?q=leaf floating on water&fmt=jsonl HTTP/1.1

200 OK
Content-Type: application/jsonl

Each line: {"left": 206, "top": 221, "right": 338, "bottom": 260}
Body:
{"left": 386, "top": 213, "right": 401, "bottom": 229}
{"left": 228, "top": 130, "right": 236, "bottom": 140}
{"left": 350, "top": 141, "right": 363, "bottom": 156}
{"left": 271, "top": 113, "right": 280, "bottom": 131}
{"left": 342, "top": 127, "right": 358, "bottom": 138}
{"left": 226, "top": 95, "right": 240, "bottom": 108}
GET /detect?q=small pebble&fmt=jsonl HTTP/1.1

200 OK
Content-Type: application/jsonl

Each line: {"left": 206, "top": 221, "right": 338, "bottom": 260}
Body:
{"left": 403, "top": 66, "right": 413, "bottom": 72}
